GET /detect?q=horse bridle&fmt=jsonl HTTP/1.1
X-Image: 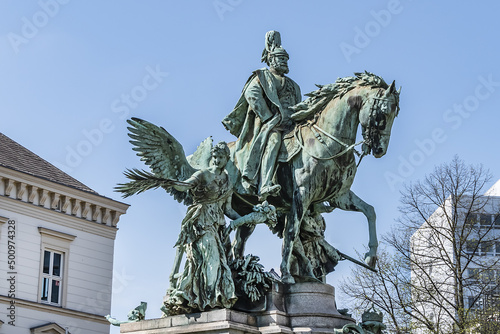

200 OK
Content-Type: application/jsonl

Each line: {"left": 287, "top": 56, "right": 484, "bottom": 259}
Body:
{"left": 294, "top": 89, "right": 393, "bottom": 166}
{"left": 362, "top": 89, "right": 395, "bottom": 157}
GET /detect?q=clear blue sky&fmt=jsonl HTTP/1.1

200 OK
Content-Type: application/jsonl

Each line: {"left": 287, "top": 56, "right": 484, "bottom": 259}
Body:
{"left": 2, "top": 1, "right": 500, "bottom": 330}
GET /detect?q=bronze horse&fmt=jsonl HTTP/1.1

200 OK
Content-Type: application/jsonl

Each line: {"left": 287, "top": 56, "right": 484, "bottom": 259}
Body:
{"left": 229, "top": 72, "right": 400, "bottom": 283}
{"left": 117, "top": 72, "right": 400, "bottom": 285}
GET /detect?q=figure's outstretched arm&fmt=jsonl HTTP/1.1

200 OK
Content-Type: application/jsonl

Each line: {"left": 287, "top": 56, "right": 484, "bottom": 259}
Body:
{"left": 169, "top": 175, "right": 197, "bottom": 192}
{"left": 228, "top": 201, "right": 277, "bottom": 230}
{"left": 223, "top": 194, "right": 242, "bottom": 221}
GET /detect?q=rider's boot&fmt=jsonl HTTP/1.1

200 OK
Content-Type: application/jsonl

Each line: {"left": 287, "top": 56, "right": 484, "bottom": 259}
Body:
{"left": 258, "top": 131, "right": 281, "bottom": 201}
{"left": 259, "top": 184, "right": 281, "bottom": 201}
{"left": 241, "top": 175, "right": 257, "bottom": 194}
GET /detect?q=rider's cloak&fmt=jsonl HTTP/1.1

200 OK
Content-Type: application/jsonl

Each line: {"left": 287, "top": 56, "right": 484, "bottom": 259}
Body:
{"left": 222, "top": 68, "right": 301, "bottom": 188}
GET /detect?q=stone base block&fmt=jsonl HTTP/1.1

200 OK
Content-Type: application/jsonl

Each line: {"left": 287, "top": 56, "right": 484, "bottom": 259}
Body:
{"left": 120, "top": 282, "right": 354, "bottom": 334}
{"left": 285, "top": 283, "right": 352, "bottom": 331}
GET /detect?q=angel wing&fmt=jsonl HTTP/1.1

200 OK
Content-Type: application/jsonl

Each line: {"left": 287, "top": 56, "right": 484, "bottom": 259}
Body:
{"left": 115, "top": 117, "right": 212, "bottom": 205}
{"left": 128, "top": 117, "right": 195, "bottom": 180}
{"left": 187, "top": 136, "right": 213, "bottom": 170}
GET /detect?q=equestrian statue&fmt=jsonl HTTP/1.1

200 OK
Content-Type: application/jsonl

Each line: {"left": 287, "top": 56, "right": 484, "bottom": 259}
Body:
{"left": 116, "top": 30, "right": 401, "bottom": 314}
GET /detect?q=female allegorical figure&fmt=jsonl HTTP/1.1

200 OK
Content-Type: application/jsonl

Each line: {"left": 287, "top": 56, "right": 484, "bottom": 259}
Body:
{"left": 164, "top": 142, "right": 241, "bottom": 315}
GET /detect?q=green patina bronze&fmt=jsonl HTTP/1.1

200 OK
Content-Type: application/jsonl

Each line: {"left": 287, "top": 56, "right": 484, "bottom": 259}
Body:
{"left": 334, "top": 305, "right": 387, "bottom": 334}
{"left": 228, "top": 69, "right": 400, "bottom": 283}
{"left": 116, "top": 130, "right": 276, "bottom": 315}
{"left": 105, "top": 302, "right": 147, "bottom": 326}
{"left": 116, "top": 30, "right": 401, "bottom": 315}
{"left": 222, "top": 30, "right": 301, "bottom": 201}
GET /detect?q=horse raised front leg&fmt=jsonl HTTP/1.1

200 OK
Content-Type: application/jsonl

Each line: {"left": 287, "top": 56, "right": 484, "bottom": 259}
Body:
{"left": 331, "top": 190, "right": 378, "bottom": 268}
{"left": 281, "top": 187, "right": 308, "bottom": 284}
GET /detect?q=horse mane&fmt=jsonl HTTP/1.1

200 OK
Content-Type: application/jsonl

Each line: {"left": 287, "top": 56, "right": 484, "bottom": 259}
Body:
{"left": 291, "top": 71, "right": 389, "bottom": 119}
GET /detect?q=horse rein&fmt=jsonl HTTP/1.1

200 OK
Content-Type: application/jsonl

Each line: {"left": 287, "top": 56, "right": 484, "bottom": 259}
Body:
{"left": 293, "top": 89, "right": 391, "bottom": 166}
{"left": 293, "top": 120, "right": 364, "bottom": 162}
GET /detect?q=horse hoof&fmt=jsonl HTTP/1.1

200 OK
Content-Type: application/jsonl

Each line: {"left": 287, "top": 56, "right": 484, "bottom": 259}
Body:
{"left": 281, "top": 274, "right": 295, "bottom": 284}
{"left": 364, "top": 254, "right": 377, "bottom": 269}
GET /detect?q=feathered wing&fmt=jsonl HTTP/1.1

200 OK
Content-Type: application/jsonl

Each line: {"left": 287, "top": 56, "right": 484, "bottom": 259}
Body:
{"left": 116, "top": 117, "right": 198, "bottom": 205}
{"left": 128, "top": 117, "right": 196, "bottom": 179}
{"left": 186, "top": 136, "right": 213, "bottom": 170}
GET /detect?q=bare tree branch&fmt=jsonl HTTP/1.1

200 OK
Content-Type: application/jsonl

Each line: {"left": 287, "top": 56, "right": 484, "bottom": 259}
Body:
{"left": 340, "top": 157, "right": 500, "bottom": 333}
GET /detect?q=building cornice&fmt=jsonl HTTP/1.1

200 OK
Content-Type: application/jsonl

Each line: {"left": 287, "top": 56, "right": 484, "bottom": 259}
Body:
{"left": 0, "top": 167, "right": 128, "bottom": 230}
{"left": 0, "top": 166, "right": 127, "bottom": 208}
{"left": 0, "top": 196, "right": 118, "bottom": 240}
{"left": 0, "top": 295, "right": 109, "bottom": 325}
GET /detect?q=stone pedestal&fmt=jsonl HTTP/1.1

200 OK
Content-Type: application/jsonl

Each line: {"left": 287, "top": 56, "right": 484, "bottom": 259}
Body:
{"left": 284, "top": 283, "right": 352, "bottom": 332}
{"left": 120, "top": 282, "right": 354, "bottom": 334}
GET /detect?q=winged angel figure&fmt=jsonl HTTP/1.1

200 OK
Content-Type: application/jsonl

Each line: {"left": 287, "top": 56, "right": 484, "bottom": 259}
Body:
{"left": 116, "top": 118, "right": 276, "bottom": 315}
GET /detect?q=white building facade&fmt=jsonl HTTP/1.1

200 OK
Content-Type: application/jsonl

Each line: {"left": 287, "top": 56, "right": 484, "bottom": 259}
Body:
{"left": 411, "top": 180, "right": 500, "bottom": 333}
{"left": 0, "top": 133, "right": 129, "bottom": 334}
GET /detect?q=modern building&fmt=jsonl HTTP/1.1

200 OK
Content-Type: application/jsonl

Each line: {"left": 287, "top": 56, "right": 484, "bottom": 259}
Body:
{"left": 0, "top": 133, "right": 129, "bottom": 333}
{"left": 411, "top": 180, "right": 500, "bottom": 333}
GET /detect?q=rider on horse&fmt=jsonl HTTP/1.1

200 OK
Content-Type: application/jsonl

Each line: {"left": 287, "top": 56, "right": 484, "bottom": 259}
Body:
{"left": 222, "top": 31, "right": 301, "bottom": 201}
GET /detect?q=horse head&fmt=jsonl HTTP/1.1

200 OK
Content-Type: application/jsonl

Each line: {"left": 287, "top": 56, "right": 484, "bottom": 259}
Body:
{"left": 359, "top": 81, "right": 400, "bottom": 158}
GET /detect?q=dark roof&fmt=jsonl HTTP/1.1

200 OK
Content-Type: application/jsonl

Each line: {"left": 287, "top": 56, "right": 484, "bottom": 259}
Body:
{"left": 0, "top": 132, "right": 99, "bottom": 195}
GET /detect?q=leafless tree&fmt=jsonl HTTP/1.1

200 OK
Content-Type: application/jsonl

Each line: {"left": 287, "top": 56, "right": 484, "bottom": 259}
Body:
{"left": 341, "top": 157, "right": 500, "bottom": 334}
{"left": 340, "top": 246, "right": 413, "bottom": 333}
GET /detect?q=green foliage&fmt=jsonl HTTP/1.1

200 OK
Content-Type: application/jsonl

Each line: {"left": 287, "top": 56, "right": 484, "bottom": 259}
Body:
{"left": 230, "top": 254, "right": 275, "bottom": 302}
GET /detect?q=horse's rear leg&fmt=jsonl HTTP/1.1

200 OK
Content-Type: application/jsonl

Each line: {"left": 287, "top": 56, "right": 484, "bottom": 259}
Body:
{"left": 330, "top": 190, "right": 378, "bottom": 268}
{"left": 281, "top": 187, "right": 309, "bottom": 284}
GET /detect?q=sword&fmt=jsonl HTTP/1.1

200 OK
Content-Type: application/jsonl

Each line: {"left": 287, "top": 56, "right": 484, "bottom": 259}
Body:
{"left": 338, "top": 251, "right": 378, "bottom": 273}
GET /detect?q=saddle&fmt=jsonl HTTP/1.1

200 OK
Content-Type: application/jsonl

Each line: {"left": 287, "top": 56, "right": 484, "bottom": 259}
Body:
{"left": 278, "top": 128, "right": 302, "bottom": 163}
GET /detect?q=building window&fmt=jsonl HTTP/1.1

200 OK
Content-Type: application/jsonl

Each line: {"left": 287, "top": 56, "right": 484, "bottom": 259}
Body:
{"left": 468, "top": 296, "right": 477, "bottom": 309}
{"left": 467, "top": 240, "right": 500, "bottom": 256}
{"left": 494, "top": 215, "right": 500, "bottom": 229}
{"left": 489, "top": 284, "right": 500, "bottom": 296}
{"left": 480, "top": 241, "right": 494, "bottom": 256}
{"left": 468, "top": 268, "right": 481, "bottom": 281}
{"left": 466, "top": 240, "right": 479, "bottom": 254}
{"left": 479, "top": 214, "right": 492, "bottom": 228}
{"left": 30, "top": 323, "right": 69, "bottom": 334}
{"left": 38, "top": 227, "right": 76, "bottom": 307}
{"left": 484, "top": 269, "right": 496, "bottom": 281}
{"left": 41, "top": 250, "right": 63, "bottom": 305}
{"left": 465, "top": 214, "right": 477, "bottom": 229}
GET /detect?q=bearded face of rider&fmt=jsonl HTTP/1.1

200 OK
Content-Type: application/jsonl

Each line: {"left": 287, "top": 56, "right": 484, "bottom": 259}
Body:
{"left": 269, "top": 54, "right": 289, "bottom": 76}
